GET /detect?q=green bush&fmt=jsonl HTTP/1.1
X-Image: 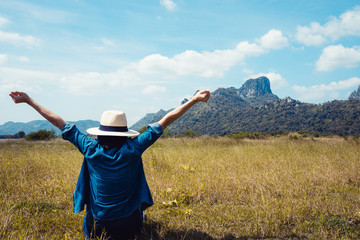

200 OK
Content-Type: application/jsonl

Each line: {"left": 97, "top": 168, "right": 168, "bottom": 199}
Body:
{"left": 26, "top": 129, "right": 56, "bottom": 141}
{"left": 161, "top": 129, "right": 173, "bottom": 138}
{"left": 15, "top": 131, "right": 26, "bottom": 139}
{"left": 178, "top": 129, "right": 199, "bottom": 138}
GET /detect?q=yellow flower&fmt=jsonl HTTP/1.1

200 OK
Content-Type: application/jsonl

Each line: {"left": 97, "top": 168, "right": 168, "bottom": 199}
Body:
{"left": 184, "top": 209, "right": 193, "bottom": 215}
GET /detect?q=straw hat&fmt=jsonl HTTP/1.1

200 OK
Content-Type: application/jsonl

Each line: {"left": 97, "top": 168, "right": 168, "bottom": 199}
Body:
{"left": 87, "top": 110, "right": 139, "bottom": 137}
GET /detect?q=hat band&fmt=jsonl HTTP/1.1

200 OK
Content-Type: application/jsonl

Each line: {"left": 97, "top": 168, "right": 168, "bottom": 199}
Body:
{"left": 99, "top": 124, "right": 128, "bottom": 132}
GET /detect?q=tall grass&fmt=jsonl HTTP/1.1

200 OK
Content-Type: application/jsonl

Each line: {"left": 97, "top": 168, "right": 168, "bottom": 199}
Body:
{"left": 1, "top": 137, "right": 360, "bottom": 239}
{"left": 0, "top": 140, "right": 83, "bottom": 239}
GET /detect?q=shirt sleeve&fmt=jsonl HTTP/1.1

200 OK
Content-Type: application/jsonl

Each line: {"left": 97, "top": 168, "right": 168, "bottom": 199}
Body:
{"left": 134, "top": 122, "right": 163, "bottom": 153}
{"left": 61, "top": 123, "right": 98, "bottom": 156}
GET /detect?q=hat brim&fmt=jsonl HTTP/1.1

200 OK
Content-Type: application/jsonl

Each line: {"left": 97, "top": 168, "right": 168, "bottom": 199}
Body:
{"left": 86, "top": 127, "right": 140, "bottom": 137}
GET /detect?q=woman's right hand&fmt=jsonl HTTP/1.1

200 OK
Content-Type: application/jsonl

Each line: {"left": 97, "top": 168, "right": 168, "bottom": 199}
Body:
{"left": 193, "top": 89, "right": 211, "bottom": 103}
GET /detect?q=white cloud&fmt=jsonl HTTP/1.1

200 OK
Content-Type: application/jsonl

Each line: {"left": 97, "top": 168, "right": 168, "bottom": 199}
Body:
{"left": 316, "top": 45, "right": 360, "bottom": 71}
{"left": 102, "top": 38, "right": 114, "bottom": 46}
{"left": 65, "top": 43, "right": 255, "bottom": 94}
{"left": 19, "top": 56, "right": 30, "bottom": 63}
{"left": 0, "top": 30, "right": 41, "bottom": 47}
{"left": 257, "top": 29, "right": 289, "bottom": 49}
{"left": 242, "top": 68, "right": 254, "bottom": 74}
{"left": 0, "top": 67, "right": 58, "bottom": 83}
{"left": 296, "top": 23, "right": 327, "bottom": 46}
{"left": 142, "top": 85, "right": 166, "bottom": 95}
{"left": 247, "top": 72, "right": 288, "bottom": 90}
{"left": 296, "top": 6, "right": 360, "bottom": 46}
{"left": 0, "top": 28, "right": 291, "bottom": 97}
{"left": 60, "top": 72, "right": 106, "bottom": 96}
{"left": 62, "top": 41, "right": 262, "bottom": 95}
{"left": 0, "top": 67, "right": 59, "bottom": 94}
{"left": 0, "top": 15, "right": 40, "bottom": 47}
{"left": 292, "top": 77, "right": 360, "bottom": 101}
{"left": 59, "top": 31, "right": 284, "bottom": 95}
{"left": 136, "top": 41, "right": 265, "bottom": 78}
{"left": 0, "top": 17, "right": 10, "bottom": 28}
{"left": 0, "top": 54, "right": 8, "bottom": 64}
{"left": 2, "top": 1, "right": 75, "bottom": 24}
{"left": 59, "top": 68, "right": 143, "bottom": 95}
{"left": 94, "top": 38, "right": 115, "bottom": 51}
{"left": 160, "top": 0, "right": 176, "bottom": 11}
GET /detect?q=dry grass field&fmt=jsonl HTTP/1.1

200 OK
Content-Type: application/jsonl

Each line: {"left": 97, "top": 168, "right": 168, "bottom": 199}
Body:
{"left": 1, "top": 136, "right": 360, "bottom": 239}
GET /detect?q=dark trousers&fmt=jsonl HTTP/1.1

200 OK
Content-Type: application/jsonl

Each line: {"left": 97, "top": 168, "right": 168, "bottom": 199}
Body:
{"left": 83, "top": 208, "right": 143, "bottom": 240}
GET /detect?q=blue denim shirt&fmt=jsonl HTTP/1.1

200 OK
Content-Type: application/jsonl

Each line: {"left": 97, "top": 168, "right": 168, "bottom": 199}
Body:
{"left": 61, "top": 122, "right": 163, "bottom": 221}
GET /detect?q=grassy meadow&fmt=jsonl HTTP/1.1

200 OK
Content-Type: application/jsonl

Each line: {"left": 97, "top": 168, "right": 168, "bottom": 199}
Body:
{"left": 1, "top": 136, "right": 360, "bottom": 239}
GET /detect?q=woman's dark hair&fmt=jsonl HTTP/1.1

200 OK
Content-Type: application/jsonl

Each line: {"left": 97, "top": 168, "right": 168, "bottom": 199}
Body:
{"left": 97, "top": 135, "right": 129, "bottom": 150}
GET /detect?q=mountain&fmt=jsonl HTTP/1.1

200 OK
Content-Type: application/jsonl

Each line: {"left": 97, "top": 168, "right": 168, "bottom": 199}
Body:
{"left": 0, "top": 120, "right": 99, "bottom": 136}
{"left": 130, "top": 109, "right": 172, "bottom": 131}
{"left": 3, "top": 78, "right": 359, "bottom": 137}
{"left": 349, "top": 85, "right": 360, "bottom": 100}
{"left": 131, "top": 76, "right": 278, "bottom": 132}
{"left": 131, "top": 76, "right": 279, "bottom": 132}
{"left": 132, "top": 77, "right": 360, "bottom": 136}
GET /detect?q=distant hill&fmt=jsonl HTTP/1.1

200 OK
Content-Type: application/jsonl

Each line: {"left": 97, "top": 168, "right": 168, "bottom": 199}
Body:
{"left": 132, "top": 77, "right": 360, "bottom": 136}
{"left": 0, "top": 120, "right": 99, "bottom": 136}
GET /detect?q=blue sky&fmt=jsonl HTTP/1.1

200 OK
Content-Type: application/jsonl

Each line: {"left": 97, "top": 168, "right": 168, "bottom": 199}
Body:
{"left": 1, "top": 0, "right": 360, "bottom": 126}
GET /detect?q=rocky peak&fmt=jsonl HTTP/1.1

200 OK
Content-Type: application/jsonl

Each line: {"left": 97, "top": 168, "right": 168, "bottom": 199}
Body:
{"left": 282, "top": 96, "right": 295, "bottom": 103}
{"left": 349, "top": 85, "right": 360, "bottom": 100}
{"left": 211, "top": 76, "right": 278, "bottom": 107}
{"left": 181, "top": 98, "right": 189, "bottom": 105}
{"left": 238, "top": 76, "right": 273, "bottom": 98}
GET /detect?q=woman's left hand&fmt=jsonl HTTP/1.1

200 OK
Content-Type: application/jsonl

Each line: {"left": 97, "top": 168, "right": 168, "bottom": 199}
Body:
{"left": 9, "top": 91, "right": 31, "bottom": 104}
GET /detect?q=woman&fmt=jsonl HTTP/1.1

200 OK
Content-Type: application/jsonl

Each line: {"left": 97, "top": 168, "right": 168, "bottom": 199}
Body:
{"left": 9, "top": 89, "right": 210, "bottom": 239}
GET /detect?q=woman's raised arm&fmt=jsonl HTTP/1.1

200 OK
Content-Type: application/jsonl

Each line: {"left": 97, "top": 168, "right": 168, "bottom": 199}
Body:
{"left": 9, "top": 91, "right": 66, "bottom": 130}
